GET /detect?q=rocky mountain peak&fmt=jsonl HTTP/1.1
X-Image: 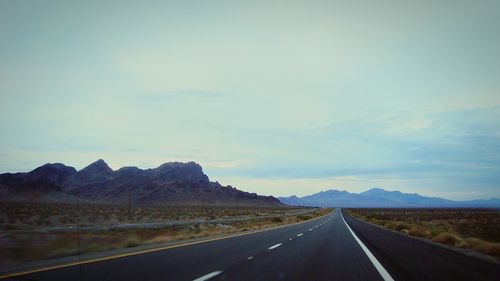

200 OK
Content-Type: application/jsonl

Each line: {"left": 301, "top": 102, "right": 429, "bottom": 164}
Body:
{"left": 29, "top": 163, "right": 77, "bottom": 185}
{"left": 80, "top": 159, "right": 113, "bottom": 174}
{"left": 31, "top": 163, "right": 77, "bottom": 175}
{"left": 1, "top": 160, "right": 282, "bottom": 207}
{"left": 154, "top": 161, "right": 209, "bottom": 183}
{"left": 73, "top": 159, "right": 114, "bottom": 184}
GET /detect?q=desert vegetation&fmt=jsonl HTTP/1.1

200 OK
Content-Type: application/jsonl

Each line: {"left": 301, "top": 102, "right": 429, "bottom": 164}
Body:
{"left": 0, "top": 202, "right": 313, "bottom": 229}
{"left": 347, "top": 208, "right": 500, "bottom": 259}
{"left": 0, "top": 202, "right": 331, "bottom": 272}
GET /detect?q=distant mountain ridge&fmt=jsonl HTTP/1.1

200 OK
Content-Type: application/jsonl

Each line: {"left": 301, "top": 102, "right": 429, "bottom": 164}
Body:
{"left": 0, "top": 160, "right": 281, "bottom": 207}
{"left": 279, "top": 188, "right": 500, "bottom": 208}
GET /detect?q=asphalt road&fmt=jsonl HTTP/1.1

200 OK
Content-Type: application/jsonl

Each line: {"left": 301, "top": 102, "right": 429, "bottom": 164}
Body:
{"left": 5, "top": 209, "right": 500, "bottom": 281}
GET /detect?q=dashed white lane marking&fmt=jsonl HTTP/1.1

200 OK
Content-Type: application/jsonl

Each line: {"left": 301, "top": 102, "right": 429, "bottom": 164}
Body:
{"left": 297, "top": 233, "right": 303, "bottom": 237}
{"left": 289, "top": 238, "right": 292, "bottom": 240}
{"left": 268, "top": 243, "right": 283, "bottom": 250}
{"left": 308, "top": 228, "right": 313, "bottom": 231}
{"left": 340, "top": 210, "right": 395, "bottom": 281}
{"left": 247, "top": 256, "right": 253, "bottom": 260}
{"left": 193, "top": 271, "right": 223, "bottom": 281}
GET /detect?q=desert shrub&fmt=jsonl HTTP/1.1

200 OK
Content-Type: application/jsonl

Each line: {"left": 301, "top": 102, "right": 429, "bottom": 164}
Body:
{"left": 432, "top": 232, "right": 460, "bottom": 245}
{"left": 271, "top": 217, "right": 283, "bottom": 223}
{"left": 383, "top": 221, "right": 396, "bottom": 229}
{"left": 485, "top": 243, "right": 500, "bottom": 257}
{"left": 297, "top": 215, "right": 312, "bottom": 221}
{"left": 464, "top": 237, "right": 488, "bottom": 251}
{"left": 408, "top": 225, "right": 429, "bottom": 238}
{"left": 429, "top": 226, "right": 444, "bottom": 237}
{"left": 348, "top": 208, "right": 500, "bottom": 259}
{"left": 395, "top": 223, "right": 407, "bottom": 231}
{"left": 125, "top": 240, "right": 139, "bottom": 248}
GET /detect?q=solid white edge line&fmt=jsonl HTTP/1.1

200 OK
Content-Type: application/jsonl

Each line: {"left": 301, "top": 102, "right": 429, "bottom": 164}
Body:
{"left": 340, "top": 210, "right": 395, "bottom": 281}
{"left": 268, "top": 243, "right": 283, "bottom": 250}
{"left": 193, "top": 270, "right": 223, "bottom": 281}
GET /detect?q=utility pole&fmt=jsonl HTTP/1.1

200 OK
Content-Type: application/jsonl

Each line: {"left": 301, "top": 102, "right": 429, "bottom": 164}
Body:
{"left": 128, "top": 190, "right": 131, "bottom": 221}
{"left": 77, "top": 197, "right": 82, "bottom": 280}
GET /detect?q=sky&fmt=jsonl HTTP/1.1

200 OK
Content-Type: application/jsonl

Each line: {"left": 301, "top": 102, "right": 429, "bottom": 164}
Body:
{"left": 1, "top": 0, "right": 499, "bottom": 200}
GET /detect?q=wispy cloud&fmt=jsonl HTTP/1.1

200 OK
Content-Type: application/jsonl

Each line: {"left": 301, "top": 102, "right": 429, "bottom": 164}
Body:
{"left": 1, "top": 0, "right": 499, "bottom": 199}
{"left": 130, "top": 89, "right": 228, "bottom": 102}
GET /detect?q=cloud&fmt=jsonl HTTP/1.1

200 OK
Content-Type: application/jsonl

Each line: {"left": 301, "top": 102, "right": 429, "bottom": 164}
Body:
{"left": 129, "top": 89, "right": 228, "bottom": 102}
{"left": 1, "top": 0, "right": 500, "bottom": 199}
{"left": 205, "top": 106, "right": 500, "bottom": 198}
{"left": 384, "top": 118, "right": 433, "bottom": 134}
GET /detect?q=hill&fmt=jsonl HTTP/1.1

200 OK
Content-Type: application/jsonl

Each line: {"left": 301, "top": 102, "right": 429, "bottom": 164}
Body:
{"left": 278, "top": 188, "right": 500, "bottom": 208}
{"left": 0, "top": 160, "right": 281, "bottom": 207}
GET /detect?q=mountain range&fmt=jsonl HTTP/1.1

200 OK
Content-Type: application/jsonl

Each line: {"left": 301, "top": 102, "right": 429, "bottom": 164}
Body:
{"left": 0, "top": 160, "right": 281, "bottom": 207}
{"left": 278, "top": 188, "right": 500, "bottom": 208}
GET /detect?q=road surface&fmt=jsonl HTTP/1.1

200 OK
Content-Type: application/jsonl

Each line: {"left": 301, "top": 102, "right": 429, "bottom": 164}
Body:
{"left": 3, "top": 209, "right": 499, "bottom": 281}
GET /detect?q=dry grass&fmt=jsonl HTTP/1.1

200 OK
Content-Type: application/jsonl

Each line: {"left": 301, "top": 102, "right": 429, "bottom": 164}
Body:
{"left": 0, "top": 202, "right": 306, "bottom": 229}
{"left": 0, "top": 202, "right": 332, "bottom": 271}
{"left": 347, "top": 208, "right": 500, "bottom": 260}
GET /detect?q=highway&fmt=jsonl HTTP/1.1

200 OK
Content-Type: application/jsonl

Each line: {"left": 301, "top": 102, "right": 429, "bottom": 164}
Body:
{"left": 4, "top": 209, "right": 500, "bottom": 281}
